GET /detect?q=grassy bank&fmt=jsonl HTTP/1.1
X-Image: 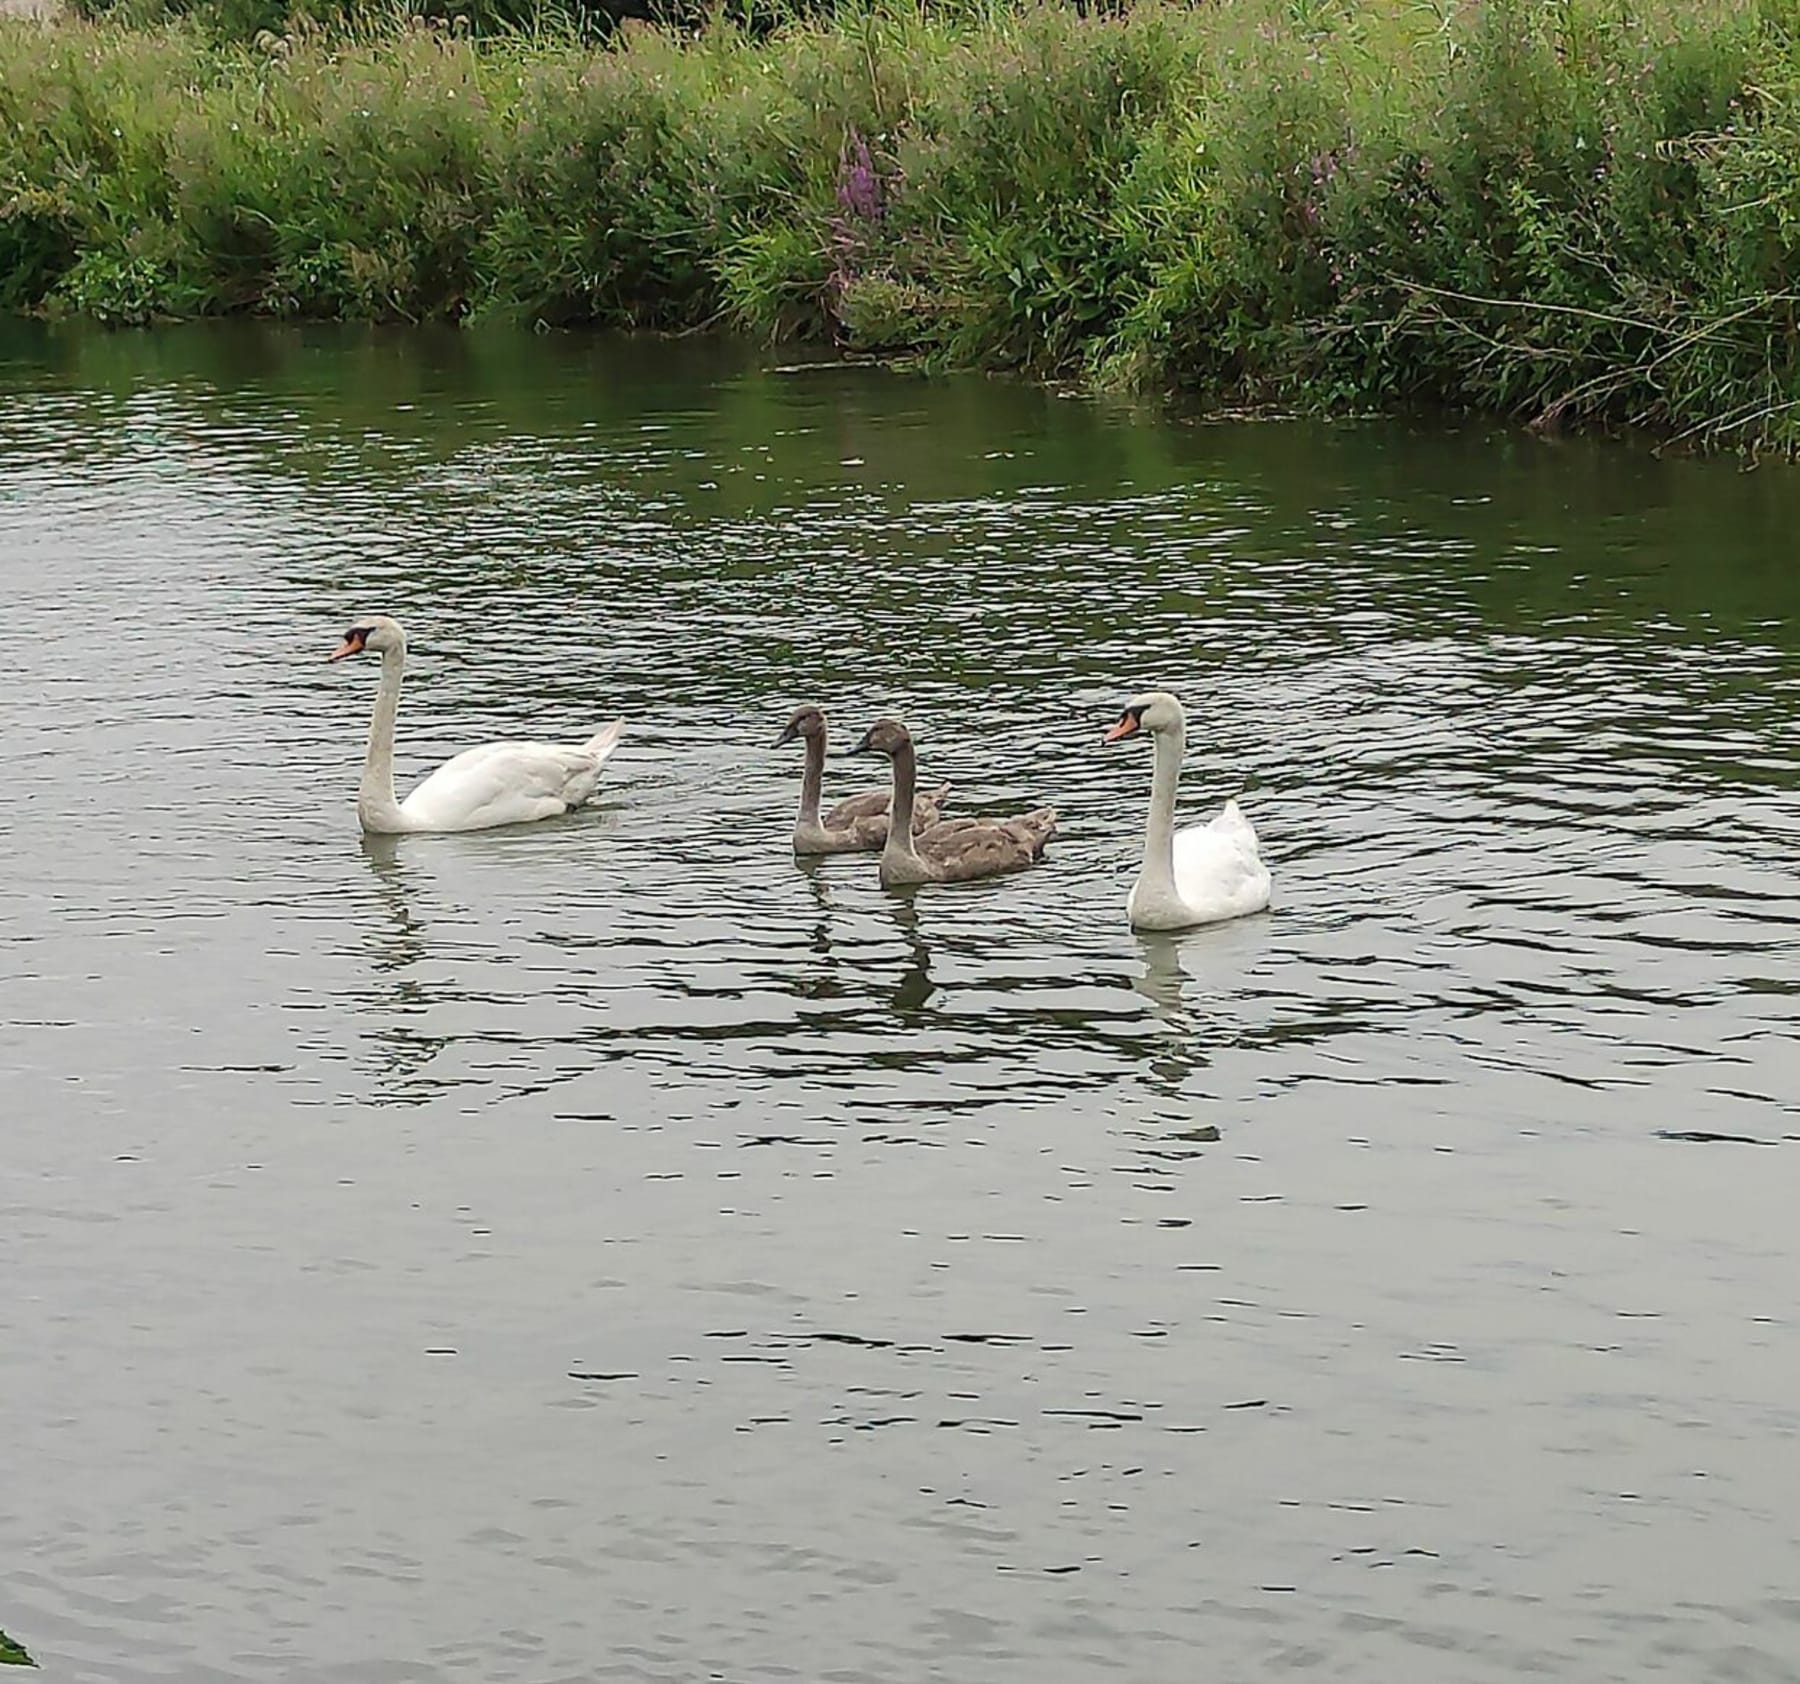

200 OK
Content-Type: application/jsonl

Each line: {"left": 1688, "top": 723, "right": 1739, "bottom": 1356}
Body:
{"left": 5, "top": 0, "right": 1800, "bottom": 452}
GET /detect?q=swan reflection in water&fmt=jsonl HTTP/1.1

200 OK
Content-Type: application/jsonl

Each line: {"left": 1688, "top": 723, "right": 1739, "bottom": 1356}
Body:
{"left": 788, "top": 855, "right": 936, "bottom": 1016}
{"left": 1130, "top": 933, "right": 1211, "bottom": 1104}
{"left": 358, "top": 832, "right": 428, "bottom": 973}
{"left": 1128, "top": 914, "right": 1288, "bottom": 1148}
{"left": 789, "top": 855, "right": 846, "bottom": 1006}
{"left": 884, "top": 892, "right": 936, "bottom": 1016}
{"left": 350, "top": 832, "right": 452, "bottom": 1103}
{"left": 1134, "top": 933, "right": 1194, "bottom": 1019}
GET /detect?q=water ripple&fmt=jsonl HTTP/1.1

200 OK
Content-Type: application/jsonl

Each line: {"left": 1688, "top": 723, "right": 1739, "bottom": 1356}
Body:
{"left": 1, "top": 322, "right": 1797, "bottom": 1684}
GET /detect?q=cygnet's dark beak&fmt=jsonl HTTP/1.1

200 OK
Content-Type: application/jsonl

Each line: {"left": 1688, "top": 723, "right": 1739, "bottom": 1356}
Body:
{"left": 846, "top": 728, "right": 875, "bottom": 756}
{"left": 773, "top": 721, "right": 799, "bottom": 748}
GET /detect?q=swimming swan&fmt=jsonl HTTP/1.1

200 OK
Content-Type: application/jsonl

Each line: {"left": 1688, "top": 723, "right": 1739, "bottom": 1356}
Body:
{"left": 850, "top": 717, "right": 1056, "bottom": 888}
{"left": 776, "top": 705, "right": 949, "bottom": 854}
{"left": 329, "top": 615, "right": 623, "bottom": 835}
{"left": 1104, "top": 690, "right": 1270, "bottom": 930}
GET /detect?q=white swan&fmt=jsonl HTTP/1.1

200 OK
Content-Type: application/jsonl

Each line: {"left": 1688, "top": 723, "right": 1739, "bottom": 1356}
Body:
{"left": 1103, "top": 691, "right": 1271, "bottom": 930}
{"left": 328, "top": 614, "right": 623, "bottom": 835}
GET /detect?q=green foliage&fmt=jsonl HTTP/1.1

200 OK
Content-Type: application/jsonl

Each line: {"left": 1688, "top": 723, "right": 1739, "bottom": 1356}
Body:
{"left": 476, "top": 40, "right": 720, "bottom": 324}
{"left": 68, "top": 0, "right": 831, "bottom": 47}
{"left": 0, "top": 184, "right": 77, "bottom": 312}
{"left": 0, "top": 1628, "right": 33, "bottom": 1667}
{"left": 7, "top": 0, "right": 1800, "bottom": 450}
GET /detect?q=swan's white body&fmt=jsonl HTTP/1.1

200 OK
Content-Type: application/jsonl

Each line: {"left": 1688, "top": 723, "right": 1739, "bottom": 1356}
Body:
{"left": 1129, "top": 797, "right": 1269, "bottom": 931}
{"left": 332, "top": 615, "right": 623, "bottom": 835}
{"left": 1110, "top": 691, "right": 1271, "bottom": 931}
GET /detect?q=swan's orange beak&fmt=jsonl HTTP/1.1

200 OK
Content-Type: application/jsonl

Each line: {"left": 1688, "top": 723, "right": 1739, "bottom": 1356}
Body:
{"left": 1103, "top": 714, "right": 1140, "bottom": 744}
{"left": 328, "top": 632, "right": 366, "bottom": 662}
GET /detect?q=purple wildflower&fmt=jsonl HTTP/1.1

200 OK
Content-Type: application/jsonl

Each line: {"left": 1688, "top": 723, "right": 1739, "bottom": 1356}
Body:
{"left": 836, "top": 128, "right": 882, "bottom": 224}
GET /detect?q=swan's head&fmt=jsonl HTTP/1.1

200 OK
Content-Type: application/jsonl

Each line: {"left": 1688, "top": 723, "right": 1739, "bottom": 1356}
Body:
{"left": 329, "top": 614, "right": 404, "bottom": 662}
{"left": 774, "top": 705, "right": 827, "bottom": 749}
{"left": 1104, "top": 690, "right": 1185, "bottom": 744}
{"left": 847, "top": 717, "right": 911, "bottom": 759}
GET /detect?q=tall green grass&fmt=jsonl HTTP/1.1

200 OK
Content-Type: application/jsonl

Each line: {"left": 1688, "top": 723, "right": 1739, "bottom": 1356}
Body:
{"left": 6, "top": 0, "right": 1800, "bottom": 451}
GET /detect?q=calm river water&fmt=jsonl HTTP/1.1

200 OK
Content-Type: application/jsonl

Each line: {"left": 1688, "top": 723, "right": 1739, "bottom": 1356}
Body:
{"left": 1, "top": 322, "right": 1797, "bottom": 1683}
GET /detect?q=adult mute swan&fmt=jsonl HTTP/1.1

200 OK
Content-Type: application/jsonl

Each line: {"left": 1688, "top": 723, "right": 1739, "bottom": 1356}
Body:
{"left": 1103, "top": 691, "right": 1271, "bottom": 930}
{"left": 328, "top": 615, "right": 623, "bottom": 835}
{"left": 850, "top": 717, "right": 1056, "bottom": 888}
{"left": 775, "top": 704, "right": 949, "bottom": 854}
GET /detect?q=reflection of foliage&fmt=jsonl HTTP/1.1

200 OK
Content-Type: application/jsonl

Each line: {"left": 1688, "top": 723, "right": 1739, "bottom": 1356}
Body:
{"left": 3, "top": 307, "right": 1793, "bottom": 641}
{"left": 0, "top": 1628, "right": 35, "bottom": 1667}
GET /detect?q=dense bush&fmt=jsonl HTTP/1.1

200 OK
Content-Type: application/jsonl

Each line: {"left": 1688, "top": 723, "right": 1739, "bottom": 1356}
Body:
{"left": 5, "top": 0, "right": 1800, "bottom": 451}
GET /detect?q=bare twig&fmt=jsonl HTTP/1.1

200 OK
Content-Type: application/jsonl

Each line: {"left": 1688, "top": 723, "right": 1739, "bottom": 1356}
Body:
{"left": 1384, "top": 277, "right": 1664, "bottom": 337}
{"left": 1666, "top": 393, "right": 1800, "bottom": 448}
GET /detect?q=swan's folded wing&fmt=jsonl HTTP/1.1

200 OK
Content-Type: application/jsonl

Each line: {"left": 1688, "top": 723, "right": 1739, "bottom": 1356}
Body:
{"left": 918, "top": 807, "right": 1055, "bottom": 881}
{"left": 821, "top": 787, "right": 892, "bottom": 829}
{"left": 400, "top": 740, "right": 610, "bottom": 831}
{"left": 913, "top": 816, "right": 988, "bottom": 844}
{"left": 1172, "top": 809, "right": 1271, "bottom": 917}
{"left": 823, "top": 783, "right": 950, "bottom": 834}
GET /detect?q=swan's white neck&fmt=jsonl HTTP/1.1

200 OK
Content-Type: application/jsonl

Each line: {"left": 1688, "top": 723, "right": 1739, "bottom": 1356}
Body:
{"left": 1139, "top": 721, "right": 1185, "bottom": 903}
{"left": 358, "top": 643, "right": 412, "bottom": 833}
{"left": 880, "top": 739, "right": 923, "bottom": 872}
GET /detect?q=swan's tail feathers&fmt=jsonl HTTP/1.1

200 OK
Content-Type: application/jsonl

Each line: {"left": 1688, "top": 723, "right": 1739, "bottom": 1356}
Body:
{"left": 1218, "top": 797, "right": 1259, "bottom": 845}
{"left": 584, "top": 720, "right": 625, "bottom": 762}
{"left": 1019, "top": 806, "right": 1058, "bottom": 856}
{"left": 909, "top": 782, "right": 954, "bottom": 830}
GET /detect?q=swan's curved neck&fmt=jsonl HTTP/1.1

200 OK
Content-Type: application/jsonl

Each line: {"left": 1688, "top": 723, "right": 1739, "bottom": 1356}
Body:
{"left": 798, "top": 730, "right": 825, "bottom": 826}
{"left": 359, "top": 644, "right": 410, "bottom": 831}
{"left": 881, "top": 739, "right": 922, "bottom": 867}
{"left": 1140, "top": 722, "right": 1184, "bottom": 896}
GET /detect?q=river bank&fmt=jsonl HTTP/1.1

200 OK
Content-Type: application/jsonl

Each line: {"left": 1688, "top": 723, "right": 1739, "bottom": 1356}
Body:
{"left": 3, "top": 0, "right": 1799, "bottom": 454}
